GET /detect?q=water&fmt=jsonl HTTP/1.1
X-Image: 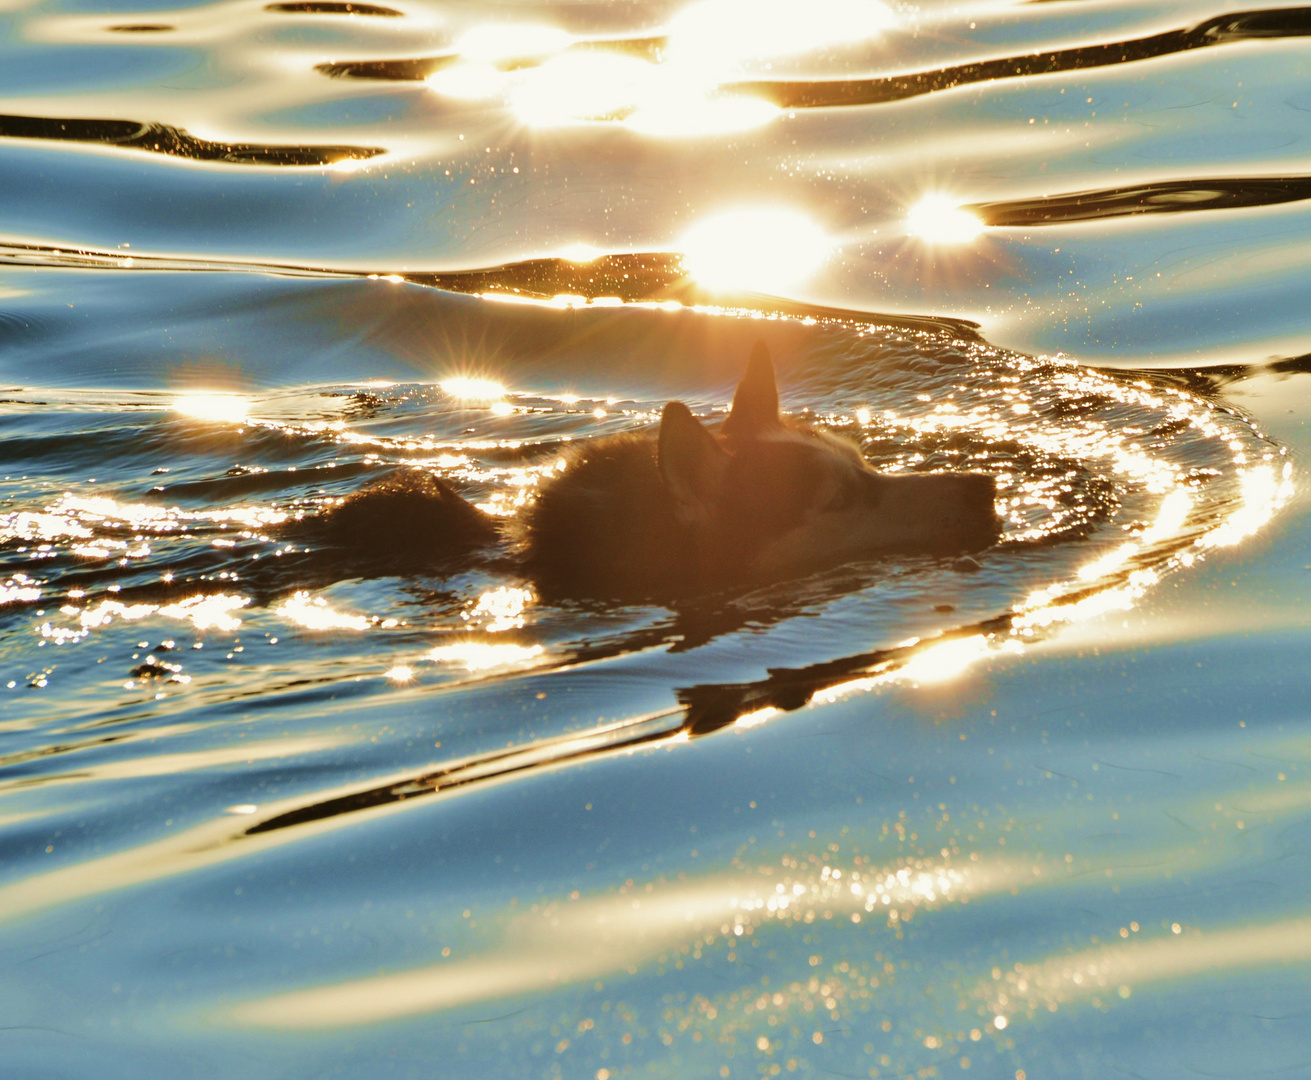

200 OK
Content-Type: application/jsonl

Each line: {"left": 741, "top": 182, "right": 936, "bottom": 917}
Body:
{"left": 4, "top": 1, "right": 1311, "bottom": 1077}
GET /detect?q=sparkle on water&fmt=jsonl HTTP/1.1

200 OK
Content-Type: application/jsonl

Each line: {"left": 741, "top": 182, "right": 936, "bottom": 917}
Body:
{"left": 905, "top": 195, "right": 986, "bottom": 246}
{"left": 427, "top": 640, "right": 545, "bottom": 671}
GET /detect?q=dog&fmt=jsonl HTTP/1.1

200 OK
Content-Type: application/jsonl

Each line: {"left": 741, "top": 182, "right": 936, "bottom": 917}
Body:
{"left": 321, "top": 343, "right": 1001, "bottom": 599}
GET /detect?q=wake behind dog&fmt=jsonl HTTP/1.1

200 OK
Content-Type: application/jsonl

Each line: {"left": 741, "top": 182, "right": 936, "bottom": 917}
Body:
{"left": 318, "top": 343, "right": 1001, "bottom": 600}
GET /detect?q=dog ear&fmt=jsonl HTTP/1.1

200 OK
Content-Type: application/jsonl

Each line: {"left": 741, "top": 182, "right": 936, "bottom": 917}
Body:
{"left": 659, "top": 401, "right": 728, "bottom": 524}
{"left": 723, "top": 341, "right": 780, "bottom": 439}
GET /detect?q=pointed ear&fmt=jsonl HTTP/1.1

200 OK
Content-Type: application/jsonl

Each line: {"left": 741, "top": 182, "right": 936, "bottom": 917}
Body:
{"left": 658, "top": 401, "right": 728, "bottom": 524}
{"left": 722, "top": 341, "right": 780, "bottom": 440}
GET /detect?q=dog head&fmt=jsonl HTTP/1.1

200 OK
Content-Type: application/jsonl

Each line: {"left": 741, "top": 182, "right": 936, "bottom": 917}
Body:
{"left": 657, "top": 343, "right": 1001, "bottom": 580}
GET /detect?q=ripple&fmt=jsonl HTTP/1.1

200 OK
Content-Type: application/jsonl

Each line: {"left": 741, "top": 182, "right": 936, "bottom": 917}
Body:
{"left": 726, "top": 7, "right": 1311, "bottom": 109}
{"left": 0, "top": 112, "right": 384, "bottom": 167}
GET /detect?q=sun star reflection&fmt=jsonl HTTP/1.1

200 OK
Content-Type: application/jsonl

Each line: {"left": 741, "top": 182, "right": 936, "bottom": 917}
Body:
{"left": 906, "top": 195, "right": 985, "bottom": 245}
{"left": 440, "top": 376, "right": 507, "bottom": 402}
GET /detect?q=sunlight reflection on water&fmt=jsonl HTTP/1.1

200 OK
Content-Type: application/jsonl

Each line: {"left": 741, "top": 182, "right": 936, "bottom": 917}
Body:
{"left": 680, "top": 208, "right": 833, "bottom": 294}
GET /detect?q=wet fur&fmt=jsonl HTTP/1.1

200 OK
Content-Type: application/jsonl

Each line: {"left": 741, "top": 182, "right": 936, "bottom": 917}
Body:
{"left": 520, "top": 435, "right": 690, "bottom": 598}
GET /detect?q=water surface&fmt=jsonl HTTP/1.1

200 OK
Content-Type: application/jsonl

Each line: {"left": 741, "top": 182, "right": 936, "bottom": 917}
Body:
{"left": 4, "top": 1, "right": 1311, "bottom": 1077}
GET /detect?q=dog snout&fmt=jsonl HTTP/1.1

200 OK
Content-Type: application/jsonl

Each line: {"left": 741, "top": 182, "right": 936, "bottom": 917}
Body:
{"left": 858, "top": 470, "right": 886, "bottom": 508}
{"left": 955, "top": 472, "right": 1001, "bottom": 546}
{"left": 959, "top": 472, "right": 997, "bottom": 511}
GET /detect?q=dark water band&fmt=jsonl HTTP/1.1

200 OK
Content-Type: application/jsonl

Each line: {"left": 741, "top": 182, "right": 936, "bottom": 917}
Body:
{"left": 0, "top": 113, "right": 383, "bottom": 166}
{"left": 265, "top": 2, "right": 402, "bottom": 15}
{"left": 970, "top": 176, "right": 1311, "bottom": 227}
{"left": 727, "top": 7, "right": 1311, "bottom": 108}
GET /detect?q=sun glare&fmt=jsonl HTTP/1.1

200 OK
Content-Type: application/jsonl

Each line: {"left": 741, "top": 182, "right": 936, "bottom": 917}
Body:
{"left": 906, "top": 195, "right": 985, "bottom": 245}
{"left": 667, "top": 0, "right": 896, "bottom": 70}
{"left": 491, "top": 32, "right": 777, "bottom": 134}
{"left": 428, "top": 641, "right": 544, "bottom": 671}
{"left": 625, "top": 93, "right": 778, "bottom": 136}
{"left": 680, "top": 208, "right": 833, "bottom": 294}
{"left": 440, "top": 376, "right": 507, "bottom": 402}
{"left": 172, "top": 393, "right": 250, "bottom": 424}
{"left": 456, "top": 24, "right": 572, "bottom": 64}
{"left": 510, "top": 52, "right": 655, "bottom": 126}
{"left": 427, "top": 62, "right": 505, "bottom": 101}
{"left": 559, "top": 243, "right": 600, "bottom": 263}
{"left": 892, "top": 634, "right": 991, "bottom": 686}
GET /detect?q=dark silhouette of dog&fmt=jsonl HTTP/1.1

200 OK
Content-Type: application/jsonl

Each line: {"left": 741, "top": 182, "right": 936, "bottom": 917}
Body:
{"left": 319, "top": 343, "right": 1000, "bottom": 600}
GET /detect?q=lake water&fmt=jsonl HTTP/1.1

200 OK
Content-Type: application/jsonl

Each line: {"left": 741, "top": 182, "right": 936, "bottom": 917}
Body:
{"left": 4, "top": 1, "right": 1311, "bottom": 1077}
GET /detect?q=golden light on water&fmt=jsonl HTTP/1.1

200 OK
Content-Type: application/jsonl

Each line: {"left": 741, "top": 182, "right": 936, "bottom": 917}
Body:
{"left": 33, "top": 590, "right": 247, "bottom": 641}
{"left": 1072, "top": 487, "right": 1192, "bottom": 582}
{"left": 501, "top": 50, "right": 778, "bottom": 135}
{"left": 1138, "top": 487, "right": 1194, "bottom": 544}
{"left": 905, "top": 195, "right": 985, "bottom": 245}
{"left": 466, "top": 586, "right": 532, "bottom": 633}
{"left": 228, "top": 851, "right": 981, "bottom": 1029}
{"left": 666, "top": 0, "right": 896, "bottom": 70}
{"left": 426, "top": 62, "right": 505, "bottom": 101}
{"left": 625, "top": 93, "right": 778, "bottom": 137}
{"left": 975, "top": 914, "right": 1311, "bottom": 1030}
{"left": 510, "top": 52, "right": 655, "bottom": 126}
{"left": 172, "top": 393, "right": 250, "bottom": 424}
{"left": 0, "top": 577, "right": 41, "bottom": 605}
{"left": 438, "top": 3, "right": 888, "bottom": 132}
{"left": 891, "top": 634, "right": 992, "bottom": 686}
{"left": 455, "top": 24, "right": 571, "bottom": 64}
{"left": 734, "top": 706, "right": 781, "bottom": 729}
{"left": 558, "top": 243, "right": 600, "bottom": 263}
{"left": 275, "top": 591, "right": 370, "bottom": 632}
{"left": 680, "top": 208, "right": 832, "bottom": 293}
{"left": 428, "top": 640, "right": 544, "bottom": 671}
{"left": 788, "top": 367, "right": 1295, "bottom": 698}
{"left": 439, "top": 376, "right": 507, "bottom": 402}
{"left": 157, "top": 593, "right": 250, "bottom": 632}
{"left": 1197, "top": 463, "right": 1292, "bottom": 549}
